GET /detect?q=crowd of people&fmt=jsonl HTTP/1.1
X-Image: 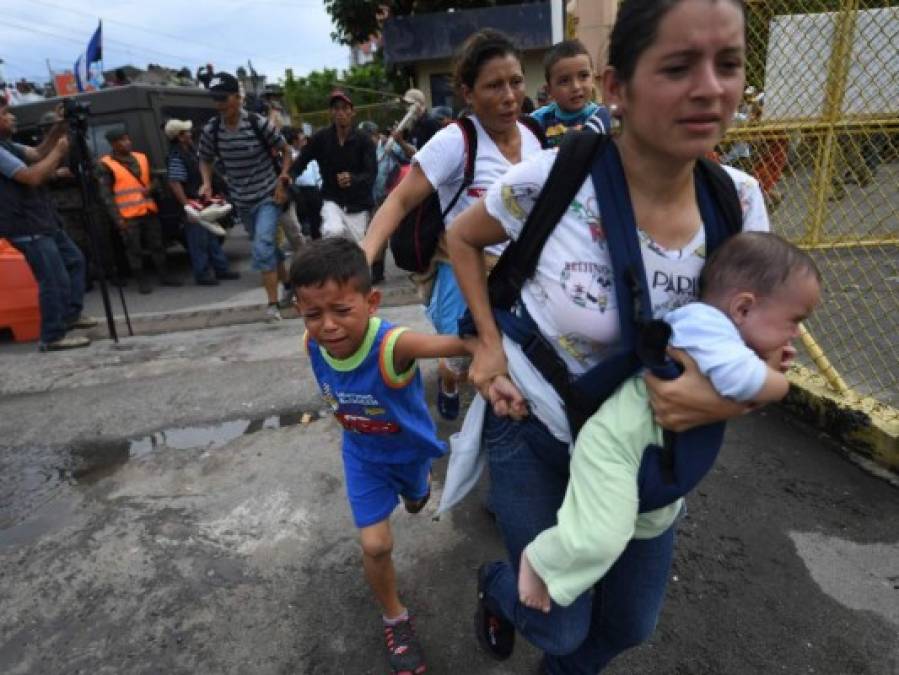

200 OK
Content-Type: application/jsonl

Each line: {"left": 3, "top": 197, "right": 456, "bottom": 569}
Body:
{"left": 2, "top": 0, "right": 831, "bottom": 673}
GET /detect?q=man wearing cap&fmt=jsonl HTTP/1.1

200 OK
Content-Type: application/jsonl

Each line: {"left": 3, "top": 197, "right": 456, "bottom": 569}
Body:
{"left": 165, "top": 118, "right": 239, "bottom": 286}
{"left": 0, "top": 98, "right": 97, "bottom": 351}
{"left": 198, "top": 71, "right": 294, "bottom": 321}
{"left": 97, "top": 129, "right": 180, "bottom": 293}
{"left": 290, "top": 89, "right": 376, "bottom": 246}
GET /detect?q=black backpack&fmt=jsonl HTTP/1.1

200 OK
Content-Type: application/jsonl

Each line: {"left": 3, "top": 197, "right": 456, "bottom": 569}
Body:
{"left": 389, "top": 115, "right": 546, "bottom": 274}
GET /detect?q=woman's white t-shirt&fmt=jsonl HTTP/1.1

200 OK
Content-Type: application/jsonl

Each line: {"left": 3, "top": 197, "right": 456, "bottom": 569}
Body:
{"left": 485, "top": 149, "right": 770, "bottom": 376}
{"left": 414, "top": 116, "right": 545, "bottom": 257}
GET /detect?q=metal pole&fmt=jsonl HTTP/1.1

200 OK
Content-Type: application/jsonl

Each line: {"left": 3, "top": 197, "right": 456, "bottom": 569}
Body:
{"left": 803, "top": 0, "right": 859, "bottom": 246}
{"left": 799, "top": 324, "right": 850, "bottom": 395}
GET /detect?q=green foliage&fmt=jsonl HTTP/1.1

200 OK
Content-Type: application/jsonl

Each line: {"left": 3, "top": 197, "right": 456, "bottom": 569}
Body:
{"left": 324, "top": 0, "right": 527, "bottom": 46}
{"left": 283, "top": 61, "right": 406, "bottom": 116}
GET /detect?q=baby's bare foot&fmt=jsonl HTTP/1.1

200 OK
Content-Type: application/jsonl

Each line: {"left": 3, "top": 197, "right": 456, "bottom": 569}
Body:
{"left": 518, "top": 550, "right": 551, "bottom": 613}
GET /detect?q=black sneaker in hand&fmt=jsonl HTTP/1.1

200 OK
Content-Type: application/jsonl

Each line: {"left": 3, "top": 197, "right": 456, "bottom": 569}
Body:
{"left": 384, "top": 617, "right": 427, "bottom": 674}
{"left": 475, "top": 563, "right": 515, "bottom": 660}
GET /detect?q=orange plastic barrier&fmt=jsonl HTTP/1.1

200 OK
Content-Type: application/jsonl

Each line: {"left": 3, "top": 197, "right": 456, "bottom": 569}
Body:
{"left": 0, "top": 238, "right": 40, "bottom": 342}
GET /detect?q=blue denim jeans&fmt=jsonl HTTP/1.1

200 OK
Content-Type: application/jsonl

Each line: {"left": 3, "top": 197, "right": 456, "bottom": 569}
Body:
{"left": 238, "top": 199, "right": 283, "bottom": 272}
{"left": 184, "top": 222, "right": 230, "bottom": 281}
{"left": 10, "top": 229, "right": 86, "bottom": 345}
{"left": 481, "top": 409, "right": 675, "bottom": 674}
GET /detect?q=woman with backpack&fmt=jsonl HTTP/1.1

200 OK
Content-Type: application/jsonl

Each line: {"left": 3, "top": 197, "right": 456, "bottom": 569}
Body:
{"left": 447, "top": 0, "right": 770, "bottom": 672}
{"left": 362, "top": 29, "right": 545, "bottom": 421}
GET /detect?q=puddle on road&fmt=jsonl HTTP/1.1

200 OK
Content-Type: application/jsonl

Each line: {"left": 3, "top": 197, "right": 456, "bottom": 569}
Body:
{"left": 127, "top": 411, "right": 314, "bottom": 458}
{"left": 1, "top": 409, "right": 326, "bottom": 548}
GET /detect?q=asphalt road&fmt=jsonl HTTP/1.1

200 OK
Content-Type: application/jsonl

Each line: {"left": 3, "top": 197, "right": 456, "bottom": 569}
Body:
{"left": 1, "top": 315, "right": 897, "bottom": 674}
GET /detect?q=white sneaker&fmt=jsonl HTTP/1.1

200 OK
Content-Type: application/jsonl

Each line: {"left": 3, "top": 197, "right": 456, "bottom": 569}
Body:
{"left": 265, "top": 304, "right": 282, "bottom": 322}
{"left": 200, "top": 203, "right": 232, "bottom": 220}
{"left": 184, "top": 204, "right": 203, "bottom": 223}
{"left": 197, "top": 219, "right": 227, "bottom": 237}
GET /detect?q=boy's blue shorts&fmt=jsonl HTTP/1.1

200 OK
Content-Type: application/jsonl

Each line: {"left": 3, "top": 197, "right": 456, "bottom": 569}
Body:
{"left": 342, "top": 450, "right": 432, "bottom": 529}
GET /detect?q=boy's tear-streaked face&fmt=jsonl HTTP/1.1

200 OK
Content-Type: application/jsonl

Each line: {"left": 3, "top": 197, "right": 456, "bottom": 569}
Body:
{"left": 296, "top": 280, "right": 379, "bottom": 359}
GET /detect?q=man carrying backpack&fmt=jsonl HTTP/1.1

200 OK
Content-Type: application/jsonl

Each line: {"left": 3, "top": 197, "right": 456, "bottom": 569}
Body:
{"left": 198, "top": 72, "right": 293, "bottom": 322}
{"left": 289, "top": 90, "right": 376, "bottom": 249}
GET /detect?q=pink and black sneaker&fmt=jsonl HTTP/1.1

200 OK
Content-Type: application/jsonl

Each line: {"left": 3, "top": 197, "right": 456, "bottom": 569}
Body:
{"left": 384, "top": 616, "right": 427, "bottom": 674}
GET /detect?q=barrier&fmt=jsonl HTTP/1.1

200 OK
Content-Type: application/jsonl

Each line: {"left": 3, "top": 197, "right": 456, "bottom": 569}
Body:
{"left": 0, "top": 238, "right": 40, "bottom": 343}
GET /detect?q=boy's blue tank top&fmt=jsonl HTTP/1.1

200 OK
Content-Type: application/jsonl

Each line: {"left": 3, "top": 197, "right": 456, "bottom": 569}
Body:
{"left": 305, "top": 317, "right": 446, "bottom": 464}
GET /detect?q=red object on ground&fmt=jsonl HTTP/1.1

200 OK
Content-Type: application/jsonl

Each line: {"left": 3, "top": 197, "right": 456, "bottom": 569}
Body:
{"left": 0, "top": 238, "right": 40, "bottom": 342}
{"left": 753, "top": 138, "right": 789, "bottom": 194}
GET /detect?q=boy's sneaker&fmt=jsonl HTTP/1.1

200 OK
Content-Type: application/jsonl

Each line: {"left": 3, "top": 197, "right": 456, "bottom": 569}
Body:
{"left": 402, "top": 474, "right": 431, "bottom": 514}
{"left": 383, "top": 617, "right": 427, "bottom": 675}
{"left": 265, "top": 303, "right": 282, "bottom": 323}
{"left": 437, "top": 380, "right": 460, "bottom": 421}
{"left": 475, "top": 563, "right": 515, "bottom": 660}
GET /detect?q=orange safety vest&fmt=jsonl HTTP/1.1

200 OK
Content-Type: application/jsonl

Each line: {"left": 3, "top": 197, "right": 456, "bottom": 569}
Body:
{"left": 100, "top": 152, "right": 158, "bottom": 219}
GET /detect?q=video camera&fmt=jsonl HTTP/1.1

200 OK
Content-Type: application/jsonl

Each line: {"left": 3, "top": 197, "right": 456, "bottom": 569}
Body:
{"left": 62, "top": 98, "right": 91, "bottom": 130}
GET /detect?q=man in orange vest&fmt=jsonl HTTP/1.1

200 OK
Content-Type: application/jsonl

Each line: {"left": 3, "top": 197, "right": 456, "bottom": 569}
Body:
{"left": 98, "top": 129, "right": 181, "bottom": 294}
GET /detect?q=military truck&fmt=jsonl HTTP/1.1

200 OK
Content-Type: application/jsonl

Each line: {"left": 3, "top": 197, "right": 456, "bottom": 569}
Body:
{"left": 10, "top": 84, "right": 222, "bottom": 262}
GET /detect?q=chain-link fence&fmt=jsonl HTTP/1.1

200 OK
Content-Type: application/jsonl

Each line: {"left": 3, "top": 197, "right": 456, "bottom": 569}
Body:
{"left": 720, "top": 0, "right": 898, "bottom": 418}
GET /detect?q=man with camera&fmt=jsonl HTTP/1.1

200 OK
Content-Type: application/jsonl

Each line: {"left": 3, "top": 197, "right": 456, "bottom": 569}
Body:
{"left": 0, "top": 95, "right": 97, "bottom": 351}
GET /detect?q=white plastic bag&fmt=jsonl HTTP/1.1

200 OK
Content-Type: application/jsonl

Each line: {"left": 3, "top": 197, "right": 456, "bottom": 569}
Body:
{"left": 436, "top": 394, "right": 487, "bottom": 514}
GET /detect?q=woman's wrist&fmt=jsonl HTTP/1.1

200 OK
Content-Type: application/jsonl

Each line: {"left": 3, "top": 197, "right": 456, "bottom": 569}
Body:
{"left": 476, "top": 327, "right": 503, "bottom": 351}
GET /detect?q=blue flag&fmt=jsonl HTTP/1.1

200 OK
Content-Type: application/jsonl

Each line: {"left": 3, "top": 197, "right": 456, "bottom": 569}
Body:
{"left": 74, "top": 22, "right": 102, "bottom": 92}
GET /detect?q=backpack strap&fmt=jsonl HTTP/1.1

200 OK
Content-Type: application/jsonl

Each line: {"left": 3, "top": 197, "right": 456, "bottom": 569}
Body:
{"left": 695, "top": 157, "right": 742, "bottom": 251}
{"left": 248, "top": 112, "right": 282, "bottom": 176}
{"left": 517, "top": 114, "right": 548, "bottom": 148}
{"left": 439, "top": 116, "right": 478, "bottom": 220}
{"left": 211, "top": 113, "right": 281, "bottom": 176}
{"left": 211, "top": 115, "right": 221, "bottom": 159}
{"left": 488, "top": 129, "right": 607, "bottom": 310}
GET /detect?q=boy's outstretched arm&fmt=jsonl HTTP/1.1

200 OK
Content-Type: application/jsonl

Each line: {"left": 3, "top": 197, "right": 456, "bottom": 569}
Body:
{"left": 392, "top": 331, "right": 471, "bottom": 374}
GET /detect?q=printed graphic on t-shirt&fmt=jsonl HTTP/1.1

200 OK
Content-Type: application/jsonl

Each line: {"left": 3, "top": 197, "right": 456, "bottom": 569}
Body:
{"left": 559, "top": 261, "right": 613, "bottom": 311}
{"left": 569, "top": 197, "right": 603, "bottom": 244}
{"left": 319, "top": 382, "right": 401, "bottom": 435}
{"left": 649, "top": 268, "right": 700, "bottom": 316}
{"left": 500, "top": 182, "right": 542, "bottom": 222}
{"left": 545, "top": 123, "right": 574, "bottom": 145}
{"left": 556, "top": 333, "right": 604, "bottom": 364}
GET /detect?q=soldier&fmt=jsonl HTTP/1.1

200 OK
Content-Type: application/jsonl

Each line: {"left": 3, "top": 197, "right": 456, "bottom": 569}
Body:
{"left": 97, "top": 129, "right": 182, "bottom": 293}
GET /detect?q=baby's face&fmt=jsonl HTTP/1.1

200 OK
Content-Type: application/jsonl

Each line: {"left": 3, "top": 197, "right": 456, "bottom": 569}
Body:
{"left": 739, "top": 271, "right": 822, "bottom": 361}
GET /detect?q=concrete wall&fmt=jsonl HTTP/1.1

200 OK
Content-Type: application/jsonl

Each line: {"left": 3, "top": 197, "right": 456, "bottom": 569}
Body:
{"left": 413, "top": 50, "right": 547, "bottom": 109}
{"left": 569, "top": 0, "right": 618, "bottom": 71}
